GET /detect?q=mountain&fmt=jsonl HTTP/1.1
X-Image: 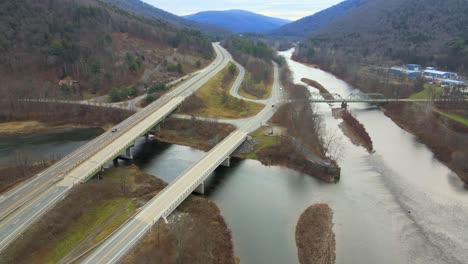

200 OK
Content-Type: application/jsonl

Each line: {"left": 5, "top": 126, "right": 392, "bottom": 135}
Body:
{"left": 184, "top": 10, "right": 290, "bottom": 33}
{"left": 293, "top": 0, "right": 468, "bottom": 73}
{"left": 0, "top": 0, "right": 213, "bottom": 98}
{"left": 102, "top": 0, "right": 227, "bottom": 35}
{"left": 271, "top": 0, "right": 365, "bottom": 39}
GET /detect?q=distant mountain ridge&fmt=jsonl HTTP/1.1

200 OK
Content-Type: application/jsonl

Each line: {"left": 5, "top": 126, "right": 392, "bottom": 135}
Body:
{"left": 102, "top": 0, "right": 227, "bottom": 34}
{"left": 271, "top": 0, "right": 366, "bottom": 38}
{"left": 184, "top": 10, "right": 290, "bottom": 33}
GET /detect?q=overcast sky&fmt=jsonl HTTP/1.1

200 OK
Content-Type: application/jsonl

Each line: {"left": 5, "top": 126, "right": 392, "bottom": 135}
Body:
{"left": 141, "top": 0, "right": 345, "bottom": 21}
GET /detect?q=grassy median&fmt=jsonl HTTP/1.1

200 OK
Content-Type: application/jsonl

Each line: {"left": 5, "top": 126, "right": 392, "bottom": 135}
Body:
{"left": 180, "top": 62, "right": 264, "bottom": 119}
{"left": 239, "top": 71, "right": 273, "bottom": 100}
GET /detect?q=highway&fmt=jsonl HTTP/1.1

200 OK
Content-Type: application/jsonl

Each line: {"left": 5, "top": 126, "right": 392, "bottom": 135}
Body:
{"left": 0, "top": 43, "right": 232, "bottom": 253}
{"left": 83, "top": 59, "right": 284, "bottom": 264}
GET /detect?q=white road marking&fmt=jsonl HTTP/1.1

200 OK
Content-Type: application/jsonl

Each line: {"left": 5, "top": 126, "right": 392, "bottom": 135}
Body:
{"left": 13, "top": 195, "right": 19, "bottom": 200}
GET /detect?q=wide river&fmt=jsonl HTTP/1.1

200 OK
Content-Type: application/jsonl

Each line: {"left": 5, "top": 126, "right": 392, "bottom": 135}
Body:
{"left": 2, "top": 49, "right": 467, "bottom": 264}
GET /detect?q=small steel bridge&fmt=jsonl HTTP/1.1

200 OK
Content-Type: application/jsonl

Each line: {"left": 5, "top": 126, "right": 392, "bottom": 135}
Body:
{"left": 307, "top": 92, "right": 467, "bottom": 104}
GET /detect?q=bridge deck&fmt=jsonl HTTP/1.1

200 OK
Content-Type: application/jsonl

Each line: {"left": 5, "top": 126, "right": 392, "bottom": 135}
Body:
{"left": 83, "top": 130, "right": 248, "bottom": 264}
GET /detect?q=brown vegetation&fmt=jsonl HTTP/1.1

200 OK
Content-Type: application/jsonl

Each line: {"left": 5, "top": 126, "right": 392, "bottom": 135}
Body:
{"left": 155, "top": 118, "right": 236, "bottom": 151}
{"left": 296, "top": 204, "right": 335, "bottom": 264}
{"left": 382, "top": 102, "right": 468, "bottom": 184}
{"left": 0, "top": 101, "right": 133, "bottom": 128}
{"left": 121, "top": 196, "right": 235, "bottom": 264}
{"left": 333, "top": 109, "right": 373, "bottom": 152}
{"left": 301, "top": 78, "right": 335, "bottom": 100}
{"left": 257, "top": 139, "right": 339, "bottom": 182}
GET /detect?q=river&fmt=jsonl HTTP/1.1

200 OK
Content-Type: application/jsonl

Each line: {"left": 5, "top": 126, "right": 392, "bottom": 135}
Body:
{"left": 2, "top": 50, "right": 467, "bottom": 263}
{"left": 135, "top": 49, "right": 468, "bottom": 264}
{"left": 0, "top": 127, "right": 103, "bottom": 167}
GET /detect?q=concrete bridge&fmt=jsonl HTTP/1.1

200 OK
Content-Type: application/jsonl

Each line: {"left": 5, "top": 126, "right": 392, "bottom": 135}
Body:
{"left": 82, "top": 129, "right": 248, "bottom": 264}
{"left": 0, "top": 43, "right": 232, "bottom": 253}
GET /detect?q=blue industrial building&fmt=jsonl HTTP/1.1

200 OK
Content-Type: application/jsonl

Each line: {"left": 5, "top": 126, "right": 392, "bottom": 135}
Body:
{"left": 406, "top": 64, "right": 421, "bottom": 71}
{"left": 423, "top": 70, "right": 458, "bottom": 79}
{"left": 388, "top": 67, "right": 421, "bottom": 79}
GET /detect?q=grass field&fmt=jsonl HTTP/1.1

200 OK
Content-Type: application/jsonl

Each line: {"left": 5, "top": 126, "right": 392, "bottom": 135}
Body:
{"left": 48, "top": 198, "right": 136, "bottom": 263}
{"left": 435, "top": 109, "right": 468, "bottom": 126}
{"left": 239, "top": 126, "right": 280, "bottom": 159}
{"left": 189, "top": 63, "right": 264, "bottom": 119}
{"left": 239, "top": 71, "right": 273, "bottom": 100}
{"left": 409, "top": 84, "right": 443, "bottom": 99}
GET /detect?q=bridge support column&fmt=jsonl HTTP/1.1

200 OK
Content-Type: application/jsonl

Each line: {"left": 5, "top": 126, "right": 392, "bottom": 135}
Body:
{"left": 163, "top": 216, "right": 168, "bottom": 224}
{"left": 125, "top": 146, "right": 133, "bottom": 159}
{"left": 113, "top": 158, "right": 118, "bottom": 166}
{"left": 221, "top": 157, "right": 230, "bottom": 167}
{"left": 194, "top": 181, "right": 205, "bottom": 195}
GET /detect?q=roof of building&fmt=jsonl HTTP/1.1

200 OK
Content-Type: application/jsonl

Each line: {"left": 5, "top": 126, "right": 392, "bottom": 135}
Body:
{"left": 442, "top": 79, "right": 464, "bottom": 85}
{"left": 424, "top": 69, "right": 451, "bottom": 75}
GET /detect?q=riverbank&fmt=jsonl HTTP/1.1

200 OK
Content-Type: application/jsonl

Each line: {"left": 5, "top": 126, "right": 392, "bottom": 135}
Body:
{"left": 296, "top": 204, "right": 335, "bottom": 264}
{"left": 154, "top": 118, "right": 236, "bottom": 152}
{"left": 0, "top": 165, "right": 235, "bottom": 264}
{"left": 332, "top": 109, "right": 374, "bottom": 152}
{"left": 0, "top": 101, "right": 133, "bottom": 131}
{"left": 381, "top": 102, "right": 468, "bottom": 184}
{"left": 0, "top": 121, "right": 102, "bottom": 135}
{"left": 155, "top": 119, "right": 338, "bottom": 182}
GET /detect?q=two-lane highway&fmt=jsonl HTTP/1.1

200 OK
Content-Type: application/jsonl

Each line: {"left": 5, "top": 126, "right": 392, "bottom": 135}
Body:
{"left": 0, "top": 43, "right": 232, "bottom": 253}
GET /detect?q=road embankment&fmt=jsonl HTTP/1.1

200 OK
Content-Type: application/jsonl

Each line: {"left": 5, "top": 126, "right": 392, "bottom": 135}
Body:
{"left": 0, "top": 165, "right": 235, "bottom": 264}
{"left": 382, "top": 102, "right": 468, "bottom": 184}
{"left": 296, "top": 204, "right": 335, "bottom": 264}
{"left": 121, "top": 192, "right": 235, "bottom": 264}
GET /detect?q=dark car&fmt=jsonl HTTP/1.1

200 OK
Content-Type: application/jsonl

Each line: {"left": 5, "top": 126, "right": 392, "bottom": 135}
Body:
{"left": 111, "top": 128, "right": 118, "bottom": 133}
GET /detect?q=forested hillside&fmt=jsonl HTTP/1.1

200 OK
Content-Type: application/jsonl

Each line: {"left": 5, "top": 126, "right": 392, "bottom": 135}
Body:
{"left": 294, "top": 0, "right": 468, "bottom": 74}
{"left": 0, "top": 0, "right": 213, "bottom": 99}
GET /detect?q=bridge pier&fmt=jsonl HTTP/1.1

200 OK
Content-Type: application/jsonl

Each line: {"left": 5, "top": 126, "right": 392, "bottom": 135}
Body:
{"left": 221, "top": 157, "right": 231, "bottom": 167}
{"left": 194, "top": 181, "right": 205, "bottom": 194}
{"left": 125, "top": 145, "right": 133, "bottom": 159}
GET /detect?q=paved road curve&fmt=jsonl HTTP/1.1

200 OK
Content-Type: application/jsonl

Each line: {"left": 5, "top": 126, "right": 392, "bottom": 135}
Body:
{"left": 0, "top": 43, "right": 231, "bottom": 253}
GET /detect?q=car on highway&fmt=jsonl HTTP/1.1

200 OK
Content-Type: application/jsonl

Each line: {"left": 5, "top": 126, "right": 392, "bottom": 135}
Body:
{"left": 272, "top": 104, "right": 275, "bottom": 107}
{"left": 111, "top": 128, "right": 118, "bottom": 133}
{"left": 280, "top": 87, "right": 283, "bottom": 90}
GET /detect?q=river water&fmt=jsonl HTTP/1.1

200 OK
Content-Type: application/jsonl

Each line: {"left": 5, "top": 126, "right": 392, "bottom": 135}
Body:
{"left": 2, "top": 50, "right": 467, "bottom": 263}
{"left": 135, "top": 49, "right": 468, "bottom": 264}
{"left": 0, "top": 127, "right": 103, "bottom": 167}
